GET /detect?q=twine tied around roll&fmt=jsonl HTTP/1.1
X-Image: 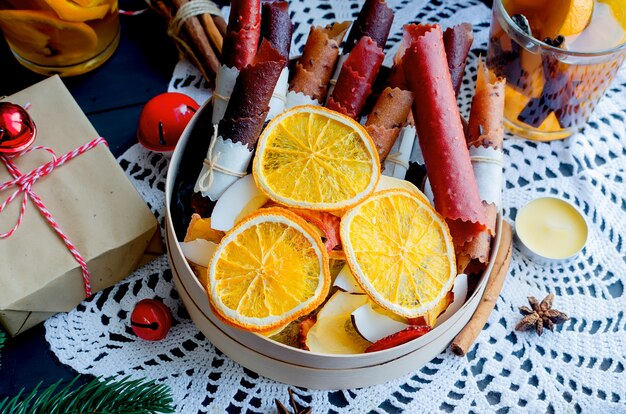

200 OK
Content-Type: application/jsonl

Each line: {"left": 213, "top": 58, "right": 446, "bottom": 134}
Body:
{"left": 385, "top": 151, "right": 410, "bottom": 170}
{"left": 469, "top": 154, "right": 504, "bottom": 166}
{"left": 196, "top": 127, "right": 247, "bottom": 191}
{"left": 167, "top": 0, "right": 222, "bottom": 36}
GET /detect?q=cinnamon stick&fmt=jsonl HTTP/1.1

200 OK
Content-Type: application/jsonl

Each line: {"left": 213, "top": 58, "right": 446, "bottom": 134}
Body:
{"left": 213, "top": 14, "right": 227, "bottom": 37}
{"left": 172, "top": 0, "right": 220, "bottom": 76}
{"left": 450, "top": 221, "right": 513, "bottom": 356}
{"left": 200, "top": 13, "right": 223, "bottom": 54}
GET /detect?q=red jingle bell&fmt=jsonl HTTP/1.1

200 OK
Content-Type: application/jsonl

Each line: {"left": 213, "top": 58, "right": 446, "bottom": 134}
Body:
{"left": 130, "top": 299, "right": 172, "bottom": 341}
{"left": 0, "top": 102, "right": 36, "bottom": 154}
{"left": 137, "top": 92, "right": 199, "bottom": 152}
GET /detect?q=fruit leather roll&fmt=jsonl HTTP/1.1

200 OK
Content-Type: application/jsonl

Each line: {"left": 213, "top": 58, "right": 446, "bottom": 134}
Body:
{"left": 387, "top": 24, "right": 423, "bottom": 90}
{"left": 365, "top": 87, "right": 414, "bottom": 164}
{"left": 459, "top": 60, "right": 505, "bottom": 273}
{"left": 443, "top": 23, "right": 474, "bottom": 97}
{"left": 402, "top": 24, "right": 487, "bottom": 254}
{"left": 261, "top": 0, "right": 292, "bottom": 120}
{"left": 286, "top": 21, "right": 350, "bottom": 108}
{"left": 327, "top": 36, "right": 384, "bottom": 119}
{"left": 212, "top": 0, "right": 261, "bottom": 123}
{"left": 384, "top": 24, "right": 424, "bottom": 178}
{"left": 327, "top": 0, "right": 393, "bottom": 98}
{"left": 196, "top": 40, "right": 286, "bottom": 200}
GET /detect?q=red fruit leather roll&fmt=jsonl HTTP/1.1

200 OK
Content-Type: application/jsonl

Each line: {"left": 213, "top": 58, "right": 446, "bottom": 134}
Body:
{"left": 344, "top": 0, "right": 394, "bottom": 53}
{"left": 386, "top": 24, "right": 424, "bottom": 90}
{"left": 402, "top": 24, "right": 487, "bottom": 248}
{"left": 219, "top": 40, "right": 286, "bottom": 148}
{"left": 443, "top": 23, "right": 474, "bottom": 97}
{"left": 289, "top": 21, "right": 351, "bottom": 103}
{"left": 261, "top": 1, "right": 292, "bottom": 62}
{"left": 222, "top": 0, "right": 261, "bottom": 69}
{"left": 365, "top": 87, "right": 414, "bottom": 162}
{"left": 327, "top": 37, "right": 384, "bottom": 119}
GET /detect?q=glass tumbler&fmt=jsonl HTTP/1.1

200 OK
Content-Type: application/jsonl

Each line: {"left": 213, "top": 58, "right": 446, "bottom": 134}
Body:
{"left": 487, "top": 0, "right": 626, "bottom": 141}
{"left": 0, "top": 0, "right": 120, "bottom": 76}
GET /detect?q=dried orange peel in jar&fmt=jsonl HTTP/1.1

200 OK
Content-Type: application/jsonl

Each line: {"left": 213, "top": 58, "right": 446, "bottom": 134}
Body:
{"left": 0, "top": 10, "right": 98, "bottom": 65}
{"left": 42, "top": 0, "right": 111, "bottom": 22}
{"left": 509, "top": 0, "right": 594, "bottom": 38}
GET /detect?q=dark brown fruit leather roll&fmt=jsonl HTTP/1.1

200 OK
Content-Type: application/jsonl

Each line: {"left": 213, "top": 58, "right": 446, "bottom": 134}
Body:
{"left": 222, "top": 0, "right": 261, "bottom": 69}
{"left": 365, "top": 87, "right": 414, "bottom": 163}
{"left": 402, "top": 24, "right": 487, "bottom": 255}
{"left": 289, "top": 21, "right": 351, "bottom": 103}
{"left": 327, "top": 36, "right": 384, "bottom": 119}
{"left": 443, "top": 23, "right": 474, "bottom": 97}
{"left": 344, "top": 0, "right": 394, "bottom": 53}
{"left": 261, "top": 1, "right": 292, "bottom": 62}
{"left": 219, "top": 39, "right": 286, "bottom": 149}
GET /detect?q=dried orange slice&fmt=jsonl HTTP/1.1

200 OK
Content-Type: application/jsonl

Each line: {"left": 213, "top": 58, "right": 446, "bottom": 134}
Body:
{"left": 341, "top": 189, "right": 456, "bottom": 318}
{"left": 207, "top": 207, "right": 331, "bottom": 332}
{"left": 43, "top": 0, "right": 110, "bottom": 22}
{"left": 253, "top": 105, "right": 380, "bottom": 211}
{"left": 0, "top": 10, "right": 97, "bottom": 64}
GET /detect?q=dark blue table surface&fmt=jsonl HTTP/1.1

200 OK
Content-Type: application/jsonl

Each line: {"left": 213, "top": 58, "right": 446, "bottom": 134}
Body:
{"left": 1, "top": 0, "right": 493, "bottom": 402}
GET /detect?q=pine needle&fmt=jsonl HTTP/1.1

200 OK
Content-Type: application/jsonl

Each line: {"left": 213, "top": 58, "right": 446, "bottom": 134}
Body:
{"left": 0, "top": 375, "right": 175, "bottom": 414}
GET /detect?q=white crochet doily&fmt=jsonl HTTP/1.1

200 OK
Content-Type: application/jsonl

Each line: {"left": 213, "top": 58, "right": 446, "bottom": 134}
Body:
{"left": 46, "top": 1, "right": 626, "bottom": 412}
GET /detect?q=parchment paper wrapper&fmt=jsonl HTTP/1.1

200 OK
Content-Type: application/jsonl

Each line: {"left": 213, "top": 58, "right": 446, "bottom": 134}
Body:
{"left": 0, "top": 77, "right": 158, "bottom": 336}
{"left": 266, "top": 66, "right": 288, "bottom": 120}
{"left": 212, "top": 64, "right": 240, "bottom": 124}
{"left": 193, "top": 129, "right": 254, "bottom": 201}
{"left": 285, "top": 90, "right": 321, "bottom": 109}
{"left": 470, "top": 146, "right": 503, "bottom": 210}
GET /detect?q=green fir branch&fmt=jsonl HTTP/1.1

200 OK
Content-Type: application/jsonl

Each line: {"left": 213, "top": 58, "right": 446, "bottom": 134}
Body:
{"left": 0, "top": 375, "right": 175, "bottom": 414}
{"left": 0, "top": 330, "right": 5, "bottom": 351}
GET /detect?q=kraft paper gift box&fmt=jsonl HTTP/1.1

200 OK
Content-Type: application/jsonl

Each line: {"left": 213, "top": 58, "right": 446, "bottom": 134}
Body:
{"left": 0, "top": 76, "right": 159, "bottom": 336}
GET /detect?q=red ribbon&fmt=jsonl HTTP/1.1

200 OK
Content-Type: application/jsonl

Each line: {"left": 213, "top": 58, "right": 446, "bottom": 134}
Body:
{"left": 0, "top": 137, "right": 109, "bottom": 297}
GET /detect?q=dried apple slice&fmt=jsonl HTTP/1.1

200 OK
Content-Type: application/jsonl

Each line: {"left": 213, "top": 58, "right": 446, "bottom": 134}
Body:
{"left": 305, "top": 291, "right": 371, "bottom": 354}
{"left": 180, "top": 239, "right": 217, "bottom": 268}
{"left": 333, "top": 264, "right": 364, "bottom": 294}
{"left": 0, "top": 10, "right": 97, "bottom": 65}
{"left": 210, "top": 174, "right": 269, "bottom": 232}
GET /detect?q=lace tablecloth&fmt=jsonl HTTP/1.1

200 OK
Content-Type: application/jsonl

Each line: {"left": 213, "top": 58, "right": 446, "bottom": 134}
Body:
{"left": 45, "top": 1, "right": 626, "bottom": 412}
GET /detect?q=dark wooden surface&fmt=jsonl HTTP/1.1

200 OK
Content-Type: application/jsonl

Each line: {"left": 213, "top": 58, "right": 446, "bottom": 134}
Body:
{"left": 0, "top": 0, "right": 494, "bottom": 402}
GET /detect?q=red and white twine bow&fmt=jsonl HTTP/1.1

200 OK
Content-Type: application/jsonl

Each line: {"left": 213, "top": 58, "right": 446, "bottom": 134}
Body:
{"left": 0, "top": 137, "right": 108, "bottom": 297}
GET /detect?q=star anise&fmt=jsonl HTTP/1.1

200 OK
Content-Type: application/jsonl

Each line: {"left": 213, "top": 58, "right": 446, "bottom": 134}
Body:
{"left": 515, "top": 293, "right": 569, "bottom": 336}
{"left": 275, "top": 388, "right": 311, "bottom": 414}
